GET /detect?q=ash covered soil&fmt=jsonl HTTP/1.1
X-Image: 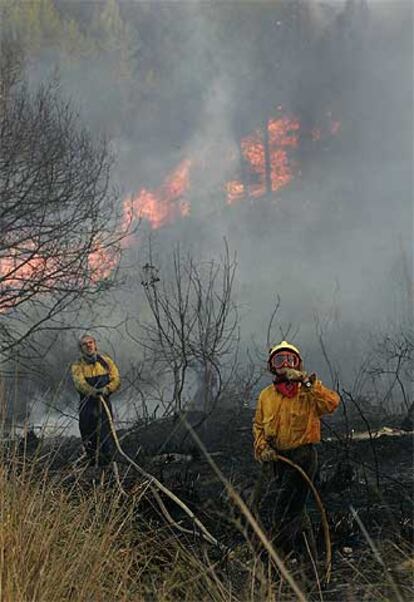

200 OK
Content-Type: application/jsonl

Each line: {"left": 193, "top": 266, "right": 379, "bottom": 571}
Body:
{"left": 17, "top": 407, "right": 413, "bottom": 598}
{"left": 36, "top": 408, "right": 413, "bottom": 548}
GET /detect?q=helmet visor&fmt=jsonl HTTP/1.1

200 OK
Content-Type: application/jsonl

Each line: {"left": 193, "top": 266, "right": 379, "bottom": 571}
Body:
{"left": 270, "top": 351, "right": 300, "bottom": 370}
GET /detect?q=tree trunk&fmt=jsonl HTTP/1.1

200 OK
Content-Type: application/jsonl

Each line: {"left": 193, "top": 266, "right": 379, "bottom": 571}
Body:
{"left": 263, "top": 118, "right": 272, "bottom": 195}
{"left": 401, "top": 401, "right": 414, "bottom": 431}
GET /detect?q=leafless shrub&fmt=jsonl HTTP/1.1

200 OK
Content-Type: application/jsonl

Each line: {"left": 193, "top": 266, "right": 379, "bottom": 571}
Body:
{"left": 368, "top": 330, "right": 414, "bottom": 415}
{"left": 126, "top": 242, "right": 238, "bottom": 416}
{"left": 266, "top": 293, "right": 299, "bottom": 349}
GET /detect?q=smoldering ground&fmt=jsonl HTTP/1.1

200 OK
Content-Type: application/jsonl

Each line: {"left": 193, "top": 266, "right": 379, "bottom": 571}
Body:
{"left": 1, "top": 0, "right": 412, "bottom": 419}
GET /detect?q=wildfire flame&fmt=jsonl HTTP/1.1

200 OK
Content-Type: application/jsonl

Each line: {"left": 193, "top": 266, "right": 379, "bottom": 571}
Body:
{"left": 123, "top": 158, "right": 191, "bottom": 230}
{"left": 87, "top": 243, "right": 119, "bottom": 280}
{"left": 226, "top": 115, "right": 300, "bottom": 204}
{"left": 0, "top": 110, "right": 340, "bottom": 311}
{"left": 0, "top": 253, "right": 47, "bottom": 296}
{"left": 122, "top": 109, "right": 339, "bottom": 228}
{"left": 0, "top": 241, "right": 118, "bottom": 312}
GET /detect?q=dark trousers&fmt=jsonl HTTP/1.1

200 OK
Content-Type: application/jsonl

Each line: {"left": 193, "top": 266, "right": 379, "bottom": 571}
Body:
{"left": 254, "top": 444, "right": 318, "bottom": 554}
{"left": 79, "top": 396, "right": 115, "bottom": 466}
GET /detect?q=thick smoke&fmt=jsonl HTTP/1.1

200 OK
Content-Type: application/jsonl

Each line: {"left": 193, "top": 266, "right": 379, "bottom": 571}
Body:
{"left": 3, "top": 0, "right": 412, "bottom": 424}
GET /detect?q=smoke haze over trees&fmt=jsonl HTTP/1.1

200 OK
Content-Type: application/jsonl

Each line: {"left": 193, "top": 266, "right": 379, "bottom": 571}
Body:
{"left": 0, "top": 38, "right": 122, "bottom": 359}
{"left": 0, "top": 0, "right": 412, "bottom": 421}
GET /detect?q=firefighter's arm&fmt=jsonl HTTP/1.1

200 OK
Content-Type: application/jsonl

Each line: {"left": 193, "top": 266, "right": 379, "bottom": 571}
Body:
{"left": 103, "top": 355, "right": 121, "bottom": 394}
{"left": 253, "top": 394, "right": 277, "bottom": 461}
{"left": 71, "top": 363, "right": 96, "bottom": 397}
{"left": 308, "top": 380, "right": 340, "bottom": 416}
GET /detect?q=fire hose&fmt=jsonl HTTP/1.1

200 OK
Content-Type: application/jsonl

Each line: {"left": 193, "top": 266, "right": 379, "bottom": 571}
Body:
{"left": 273, "top": 455, "right": 332, "bottom": 584}
{"left": 97, "top": 395, "right": 220, "bottom": 547}
{"left": 97, "top": 396, "right": 332, "bottom": 584}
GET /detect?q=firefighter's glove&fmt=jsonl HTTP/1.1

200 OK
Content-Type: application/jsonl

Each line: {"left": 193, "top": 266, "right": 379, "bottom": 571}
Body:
{"left": 260, "top": 448, "right": 279, "bottom": 463}
{"left": 301, "top": 372, "right": 317, "bottom": 390}
{"left": 282, "top": 368, "right": 308, "bottom": 383}
{"left": 93, "top": 386, "right": 109, "bottom": 397}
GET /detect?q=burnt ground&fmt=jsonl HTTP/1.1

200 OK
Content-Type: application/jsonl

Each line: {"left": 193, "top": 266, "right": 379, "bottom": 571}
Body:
{"left": 14, "top": 408, "right": 414, "bottom": 598}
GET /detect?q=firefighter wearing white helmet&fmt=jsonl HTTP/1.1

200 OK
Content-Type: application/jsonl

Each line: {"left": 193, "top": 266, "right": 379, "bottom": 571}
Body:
{"left": 253, "top": 340, "right": 340, "bottom": 554}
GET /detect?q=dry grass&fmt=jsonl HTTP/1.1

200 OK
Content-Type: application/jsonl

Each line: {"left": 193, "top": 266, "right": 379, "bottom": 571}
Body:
{"left": 0, "top": 453, "right": 236, "bottom": 601}
{"left": 0, "top": 461, "right": 136, "bottom": 600}
{"left": 0, "top": 449, "right": 413, "bottom": 601}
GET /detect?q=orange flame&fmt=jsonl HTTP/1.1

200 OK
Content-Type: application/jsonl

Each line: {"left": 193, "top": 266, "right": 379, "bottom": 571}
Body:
{"left": 0, "top": 243, "right": 118, "bottom": 312}
{"left": 0, "top": 158, "right": 192, "bottom": 311}
{"left": 124, "top": 158, "right": 191, "bottom": 230}
{"left": 1, "top": 110, "right": 341, "bottom": 309}
{"left": 227, "top": 115, "right": 300, "bottom": 204}
{"left": 0, "top": 253, "right": 46, "bottom": 292}
{"left": 88, "top": 244, "right": 119, "bottom": 280}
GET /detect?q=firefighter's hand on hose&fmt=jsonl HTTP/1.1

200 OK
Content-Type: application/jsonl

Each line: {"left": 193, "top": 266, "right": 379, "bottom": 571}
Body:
{"left": 281, "top": 368, "right": 308, "bottom": 382}
{"left": 282, "top": 369, "right": 317, "bottom": 388}
{"left": 300, "top": 372, "right": 317, "bottom": 390}
{"left": 93, "top": 386, "right": 109, "bottom": 397}
{"left": 260, "top": 448, "right": 279, "bottom": 463}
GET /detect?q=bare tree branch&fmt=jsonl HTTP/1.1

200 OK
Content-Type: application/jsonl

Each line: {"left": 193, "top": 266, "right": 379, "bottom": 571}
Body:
{"left": 0, "top": 44, "right": 126, "bottom": 358}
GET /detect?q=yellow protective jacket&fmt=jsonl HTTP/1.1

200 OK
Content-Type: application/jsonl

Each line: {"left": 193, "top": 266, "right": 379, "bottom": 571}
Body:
{"left": 71, "top": 354, "right": 121, "bottom": 399}
{"left": 253, "top": 380, "right": 339, "bottom": 459}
